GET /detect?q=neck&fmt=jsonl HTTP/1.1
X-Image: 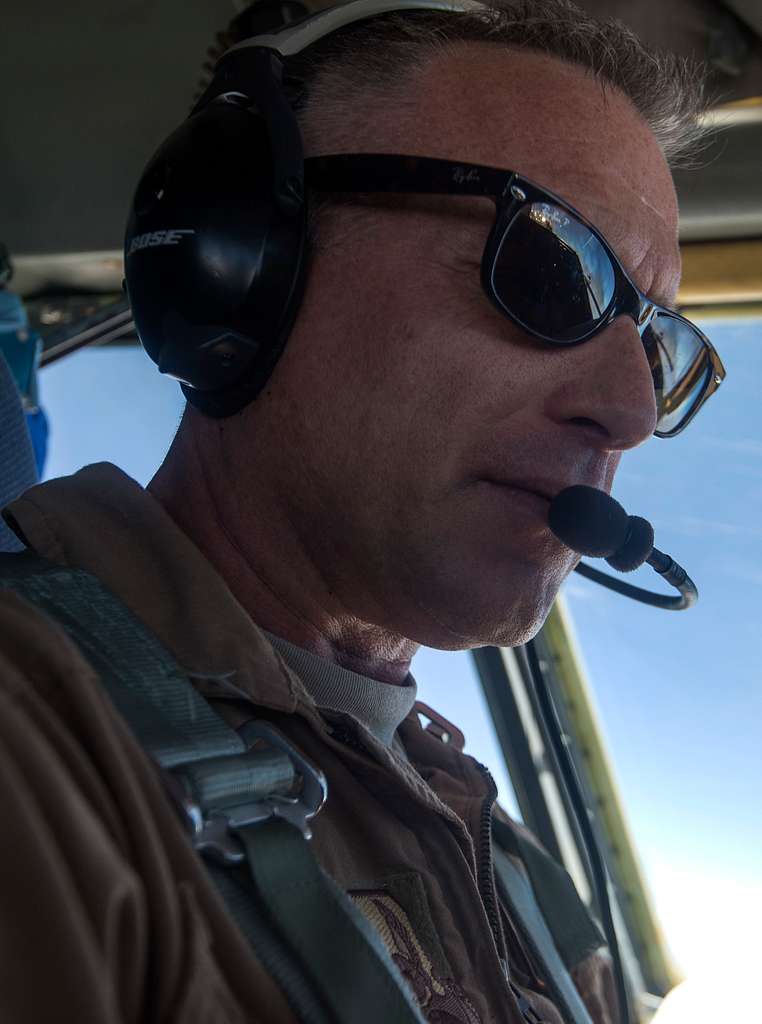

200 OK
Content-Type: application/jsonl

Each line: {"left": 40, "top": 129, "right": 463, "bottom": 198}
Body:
{"left": 147, "top": 417, "right": 417, "bottom": 686}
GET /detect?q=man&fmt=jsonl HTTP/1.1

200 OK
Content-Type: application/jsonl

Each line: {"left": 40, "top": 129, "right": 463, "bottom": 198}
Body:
{"left": 0, "top": 1, "right": 719, "bottom": 1022}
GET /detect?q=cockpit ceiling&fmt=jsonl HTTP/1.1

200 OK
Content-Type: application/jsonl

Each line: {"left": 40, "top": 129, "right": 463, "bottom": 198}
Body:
{"left": 4, "top": 0, "right": 762, "bottom": 298}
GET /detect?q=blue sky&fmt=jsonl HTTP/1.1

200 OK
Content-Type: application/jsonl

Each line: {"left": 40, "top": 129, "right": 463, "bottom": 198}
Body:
{"left": 563, "top": 319, "right": 761, "bottom": 884}
{"left": 39, "top": 317, "right": 760, "bottom": 986}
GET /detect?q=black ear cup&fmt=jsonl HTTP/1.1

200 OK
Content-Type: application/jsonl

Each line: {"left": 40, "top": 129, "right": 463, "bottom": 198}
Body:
{"left": 125, "top": 99, "right": 307, "bottom": 416}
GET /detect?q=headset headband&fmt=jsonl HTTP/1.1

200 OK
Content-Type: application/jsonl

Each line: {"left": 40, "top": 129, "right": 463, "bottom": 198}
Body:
{"left": 225, "top": 0, "right": 489, "bottom": 59}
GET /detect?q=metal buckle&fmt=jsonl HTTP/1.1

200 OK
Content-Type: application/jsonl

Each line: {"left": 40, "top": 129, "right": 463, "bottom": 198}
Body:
{"left": 165, "top": 721, "right": 327, "bottom": 866}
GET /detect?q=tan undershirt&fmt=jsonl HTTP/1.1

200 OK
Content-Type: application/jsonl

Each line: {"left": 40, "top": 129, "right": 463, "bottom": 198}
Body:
{"left": 263, "top": 630, "right": 417, "bottom": 759}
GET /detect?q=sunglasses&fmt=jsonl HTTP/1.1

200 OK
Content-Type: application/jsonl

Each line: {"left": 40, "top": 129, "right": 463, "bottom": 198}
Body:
{"left": 304, "top": 154, "right": 725, "bottom": 438}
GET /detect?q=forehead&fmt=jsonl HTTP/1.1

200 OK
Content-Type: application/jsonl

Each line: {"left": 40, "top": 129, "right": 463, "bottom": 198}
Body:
{"left": 397, "top": 45, "right": 682, "bottom": 303}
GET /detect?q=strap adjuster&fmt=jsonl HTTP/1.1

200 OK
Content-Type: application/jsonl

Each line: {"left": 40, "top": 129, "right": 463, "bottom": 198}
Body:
{"left": 164, "top": 720, "right": 327, "bottom": 864}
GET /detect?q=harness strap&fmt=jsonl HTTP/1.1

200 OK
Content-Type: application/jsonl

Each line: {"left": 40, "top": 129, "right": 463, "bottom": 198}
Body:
{"left": 237, "top": 818, "right": 428, "bottom": 1022}
{"left": 0, "top": 550, "right": 243, "bottom": 765}
{"left": 493, "top": 817, "right": 604, "bottom": 975}
{"left": 0, "top": 550, "right": 425, "bottom": 1024}
{"left": 492, "top": 819, "right": 598, "bottom": 1024}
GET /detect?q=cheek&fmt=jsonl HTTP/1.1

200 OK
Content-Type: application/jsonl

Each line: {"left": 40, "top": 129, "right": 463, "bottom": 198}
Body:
{"left": 280, "top": 225, "right": 552, "bottom": 492}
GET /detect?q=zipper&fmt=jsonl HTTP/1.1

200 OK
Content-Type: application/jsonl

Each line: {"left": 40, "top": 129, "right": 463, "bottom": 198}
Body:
{"left": 476, "top": 764, "right": 549, "bottom": 1024}
{"left": 475, "top": 762, "right": 503, "bottom": 955}
{"left": 500, "top": 898, "right": 549, "bottom": 994}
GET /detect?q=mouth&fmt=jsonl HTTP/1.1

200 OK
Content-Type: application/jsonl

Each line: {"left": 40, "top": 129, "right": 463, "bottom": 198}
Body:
{"left": 483, "top": 478, "right": 556, "bottom": 501}
{"left": 480, "top": 480, "right": 554, "bottom": 517}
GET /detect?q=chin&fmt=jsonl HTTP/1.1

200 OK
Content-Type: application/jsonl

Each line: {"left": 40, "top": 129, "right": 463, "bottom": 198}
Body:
{"left": 405, "top": 555, "right": 566, "bottom": 651}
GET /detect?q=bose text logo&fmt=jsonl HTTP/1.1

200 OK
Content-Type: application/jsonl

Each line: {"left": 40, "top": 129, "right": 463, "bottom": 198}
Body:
{"left": 128, "top": 229, "right": 195, "bottom": 256}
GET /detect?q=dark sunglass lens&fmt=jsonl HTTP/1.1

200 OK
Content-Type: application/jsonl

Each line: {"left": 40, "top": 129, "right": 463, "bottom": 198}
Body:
{"left": 491, "top": 202, "right": 617, "bottom": 342}
{"left": 644, "top": 314, "right": 712, "bottom": 434}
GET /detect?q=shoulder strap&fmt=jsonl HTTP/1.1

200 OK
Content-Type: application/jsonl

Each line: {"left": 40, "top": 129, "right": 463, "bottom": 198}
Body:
{"left": 0, "top": 550, "right": 425, "bottom": 1024}
{"left": 492, "top": 816, "right": 600, "bottom": 1024}
{"left": 493, "top": 817, "right": 605, "bottom": 972}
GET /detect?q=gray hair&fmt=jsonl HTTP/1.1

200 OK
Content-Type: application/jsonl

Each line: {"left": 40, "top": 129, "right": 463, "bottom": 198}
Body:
{"left": 289, "top": 0, "right": 710, "bottom": 169}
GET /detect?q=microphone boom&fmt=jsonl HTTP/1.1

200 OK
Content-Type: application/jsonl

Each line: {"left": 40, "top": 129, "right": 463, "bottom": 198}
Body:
{"left": 548, "top": 486, "right": 698, "bottom": 610}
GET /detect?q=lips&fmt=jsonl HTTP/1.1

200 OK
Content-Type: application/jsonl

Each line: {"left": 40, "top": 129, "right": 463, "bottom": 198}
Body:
{"left": 505, "top": 483, "right": 554, "bottom": 504}
{"left": 478, "top": 482, "right": 555, "bottom": 527}
{"left": 483, "top": 479, "right": 557, "bottom": 504}
{"left": 484, "top": 477, "right": 608, "bottom": 504}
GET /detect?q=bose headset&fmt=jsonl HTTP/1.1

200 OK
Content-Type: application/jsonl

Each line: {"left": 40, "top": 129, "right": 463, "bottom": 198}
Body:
{"left": 124, "top": 0, "right": 487, "bottom": 418}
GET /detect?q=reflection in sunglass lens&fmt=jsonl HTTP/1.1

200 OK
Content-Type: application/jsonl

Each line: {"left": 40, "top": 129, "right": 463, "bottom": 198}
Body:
{"left": 644, "top": 314, "right": 712, "bottom": 435}
{"left": 491, "top": 203, "right": 617, "bottom": 342}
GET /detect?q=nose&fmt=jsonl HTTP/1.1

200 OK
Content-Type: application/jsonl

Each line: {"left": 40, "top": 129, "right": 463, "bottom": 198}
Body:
{"left": 547, "top": 315, "right": 658, "bottom": 450}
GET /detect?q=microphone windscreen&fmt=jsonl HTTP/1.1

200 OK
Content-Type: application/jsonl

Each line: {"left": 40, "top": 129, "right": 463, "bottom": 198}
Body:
{"left": 548, "top": 485, "right": 629, "bottom": 557}
{"left": 606, "top": 515, "right": 654, "bottom": 571}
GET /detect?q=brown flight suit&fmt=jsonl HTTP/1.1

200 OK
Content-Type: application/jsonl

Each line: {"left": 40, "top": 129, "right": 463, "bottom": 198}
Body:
{"left": 0, "top": 463, "right": 615, "bottom": 1023}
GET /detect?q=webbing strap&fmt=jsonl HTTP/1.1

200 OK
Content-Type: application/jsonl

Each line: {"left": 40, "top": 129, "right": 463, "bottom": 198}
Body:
{"left": 0, "top": 550, "right": 424, "bottom": 1024}
{"left": 492, "top": 845, "right": 594, "bottom": 1024}
{"left": 237, "top": 818, "right": 425, "bottom": 1024}
{"left": 493, "top": 818, "right": 603, "bottom": 972}
{"left": 0, "top": 551, "right": 243, "bottom": 766}
{"left": 206, "top": 861, "right": 337, "bottom": 1024}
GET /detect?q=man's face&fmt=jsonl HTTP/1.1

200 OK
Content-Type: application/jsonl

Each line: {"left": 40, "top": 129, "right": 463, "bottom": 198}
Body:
{"left": 237, "top": 46, "right": 681, "bottom": 650}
